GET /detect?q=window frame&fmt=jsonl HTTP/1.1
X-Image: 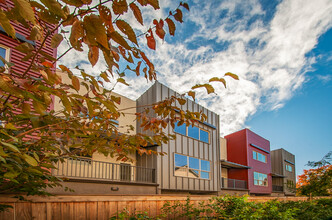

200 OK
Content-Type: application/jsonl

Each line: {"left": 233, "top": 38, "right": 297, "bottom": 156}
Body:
{"left": 0, "top": 44, "right": 10, "bottom": 70}
{"left": 173, "top": 122, "right": 210, "bottom": 144}
{"left": 253, "top": 171, "right": 268, "bottom": 187}
{"left": 252, "top": 150, "right": 267, "bottom": 163}
{"left": 285, "top": 164, "right": 293, "bottom": 172}
{"left": 174, "top": 153, "right": 211, "bottom": 180}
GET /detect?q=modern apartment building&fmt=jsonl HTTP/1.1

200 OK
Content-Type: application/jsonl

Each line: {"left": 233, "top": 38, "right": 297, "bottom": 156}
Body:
{"left": 224, "top": 129, "right": 272, "bottom": 195}
{"left": 219, "top": 137, "right": 250, "bottom": 195}
{"left": 137, "top": 81, "right": 221, "bottom": 194}
{"left": 271, "top": 148, "right": 296, "bottom": 196}
{"left": 48, "top": 71, "right": 158, "bottom": 195}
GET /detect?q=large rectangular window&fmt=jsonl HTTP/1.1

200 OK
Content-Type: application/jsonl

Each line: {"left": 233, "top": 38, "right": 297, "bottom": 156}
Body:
{"left": 286, "top": 164, "right": 292, "bottom": 172}
{"left": 253, "top": 151, "right": 266, "bottom": 163}
{"left": 174, "top": 154, "right": 210, "bottom": 179}
{"left": 254, "top": 172, "right": 268, "bottom": 186}
{"left": 173, "top": 122, "right": 210, "bottom": 143}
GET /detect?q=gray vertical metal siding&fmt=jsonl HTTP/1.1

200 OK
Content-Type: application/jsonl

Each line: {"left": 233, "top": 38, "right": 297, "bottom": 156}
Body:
{"left": 136, "top": 81, "right": 220, "bottom": 192}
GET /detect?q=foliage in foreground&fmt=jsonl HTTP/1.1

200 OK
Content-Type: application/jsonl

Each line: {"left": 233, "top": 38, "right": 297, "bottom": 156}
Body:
{"left": 297, "top": 151, "right": 332, "bottom": 196}
{"left": 112, "top": 196, "right": 332, "bottom": 220}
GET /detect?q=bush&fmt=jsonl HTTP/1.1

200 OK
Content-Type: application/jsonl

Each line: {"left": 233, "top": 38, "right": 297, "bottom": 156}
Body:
{"left": 111, "top": 196, "right": 332, "bottom": 220}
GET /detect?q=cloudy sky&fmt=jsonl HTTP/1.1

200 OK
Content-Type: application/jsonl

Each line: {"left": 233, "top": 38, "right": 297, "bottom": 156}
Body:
{"left": 58, "top": 0, "right": 332, "bottom": 175}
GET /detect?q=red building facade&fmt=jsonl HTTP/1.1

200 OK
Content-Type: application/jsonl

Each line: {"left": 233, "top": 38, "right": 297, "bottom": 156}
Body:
{"left": 225, "top": 129, "right": 272, "bottom": 195}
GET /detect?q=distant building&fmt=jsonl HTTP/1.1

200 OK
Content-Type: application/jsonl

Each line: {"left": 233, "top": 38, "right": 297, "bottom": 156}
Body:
{"left": 271, "top": 148, "right": 296, "bottom": 196}
{"left": 224, "top": 129, "right": 272, "bottom": 195}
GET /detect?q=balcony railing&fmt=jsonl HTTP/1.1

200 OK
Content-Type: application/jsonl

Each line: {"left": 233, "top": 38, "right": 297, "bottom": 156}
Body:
{"left": 221, "top": 177, "right": 247, "bottom": 190}
{"left": 52, "top": 157, "right": 156, "bottom": 184}
{"left": 272, "top": 185, "right": 284, "bottom": 192}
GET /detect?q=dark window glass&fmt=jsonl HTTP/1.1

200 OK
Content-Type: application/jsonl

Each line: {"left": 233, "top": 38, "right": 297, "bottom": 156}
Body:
{"left": 188, "top": 125, "right": 199, "bottom": 139}
{"left": 201, "top": 160, "right": 210, "bottom": 171}
{"left": 174, "top": 121, "right": 186, "bottom": 135}
{"left": 189, "top": 157, "right": 199, "bottom": 169}
{"left": 200, "top": 129, "right": 209, "bottom": 143}
{"left": 0, "top": 47, "right": 6, "bottom": 67}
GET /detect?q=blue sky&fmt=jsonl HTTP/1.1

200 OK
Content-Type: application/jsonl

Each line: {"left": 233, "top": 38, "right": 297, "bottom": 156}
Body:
{"left": 58, "top": 0, "right": 332, "bottom": 176}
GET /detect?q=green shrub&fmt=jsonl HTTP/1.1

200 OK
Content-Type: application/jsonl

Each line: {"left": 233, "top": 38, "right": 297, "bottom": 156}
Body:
{"left": 110, "top": 197, "right": 332, "bottom": 220}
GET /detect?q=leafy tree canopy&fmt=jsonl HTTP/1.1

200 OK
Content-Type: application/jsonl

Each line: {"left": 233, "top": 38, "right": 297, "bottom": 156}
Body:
{"left": 0, "top": 0, "right": 237, "bottom": 197}
{"left": 297, "top": 151, "right": 332, "bottom": 196}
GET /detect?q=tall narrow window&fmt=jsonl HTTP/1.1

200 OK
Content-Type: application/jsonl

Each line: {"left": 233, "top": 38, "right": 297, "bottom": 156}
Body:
{"left": 0, "top": 45, "right": 10, "bottom": 68}
{"left": 286, "top": 164, "right": 293, "bottom": 172}
{"left": 188, "top": 125, "right": 199, "bottom": 140}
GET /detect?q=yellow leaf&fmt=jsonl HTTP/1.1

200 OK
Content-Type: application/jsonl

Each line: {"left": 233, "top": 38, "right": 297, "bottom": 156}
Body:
{"left": 51, "top": 33, "right": 63, "bottom": 48}
{"left": 192, "top": 84, "right": 215, "bottom": 94}
{"left": 61, "top": 95, "right": 72, "bottom": 113}
{"left": 88, "top": 46, "right": 99, "bottom": 66}
{"left": 83, "top": 15, "right": 109, "bottom": 49}
{"left": 12, "top": 0, "right": 36, "bottom": 24}
{"left": 5, "top": 123, "right": 17, "bottom": 130}
{"left": 1, "top": 141, "right": 20, "bottom": 153}
{"left": 40, "top": 0, "right": 67, "bottom": 19}
{"left": 188, "top": 90, "right": 195, "bottom": 100}
{"left": 22, "top": 103, "right": 31, "bottom": 114}
{"left": 117, "top": 78, "right": 129, "bottom": 86}
{"left": 129, "top": 2, "right": 143, "bottom": 25}
{"left": 0, "top": 9, "right": 16, "bottom": 38}
{"left": 33, "top": 100, "right": 47, "bottom": 115}
{"left": 72, "top": 76, "right": 80, "bottom": 91}
{"left": 224, "top": 72, "right": 239, "bottom": 80}
{"left": 116, "top": 19, "right": 137, "bottom": 45}
{"left": 209, "top": 77, "right": 226, "bottom": 88}
{"left": 23, "top": 154, "right": 38, "bottom": 166}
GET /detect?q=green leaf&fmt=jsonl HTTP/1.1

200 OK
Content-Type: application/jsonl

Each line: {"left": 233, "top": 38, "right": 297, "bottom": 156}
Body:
{"left": 33, "top": 100, "right": 47, "bottom": 115}
{"left": 0, "top": 9, "right": 16, "bottom": 38}
{"left": 23, "top": 154, "right": 38, "bottom": 166}
{"left": 224, "top": 72, "right": 239, "bottom": 80}
{"left": 12, "top": 0, "right": 36, "bottom": 24}
{"left": 117, "top": 78, "right": 129, "bottom": 86}
{"left": 209, "top": 77, "right": 226, "bottom": 88}
{"left": 51, "top": 33, "right": 63, "bottom": 48}
{"left": 0, "top": 141, "right": 20, "bottom": 153}
{"left": 0, "top": 156, "right": 6, "bottom": 163}
{"left": 116, "top": 19, "right": 137, "bottom": 45}
{"left": 4, "top": 171, "right": 19, "bottom": 179}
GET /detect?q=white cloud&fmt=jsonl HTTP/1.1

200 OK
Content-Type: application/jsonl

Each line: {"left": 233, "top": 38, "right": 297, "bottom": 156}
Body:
{"left": 58, "top": 0, "right": 332, "bottom": 136}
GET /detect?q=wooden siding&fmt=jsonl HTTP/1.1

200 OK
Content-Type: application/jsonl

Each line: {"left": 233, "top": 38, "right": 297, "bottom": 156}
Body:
{"left": 0, "top": 195, "right": 325, "bottom": 220}
{"left": 136, "top": 81, "right": 220, "bottom": 193}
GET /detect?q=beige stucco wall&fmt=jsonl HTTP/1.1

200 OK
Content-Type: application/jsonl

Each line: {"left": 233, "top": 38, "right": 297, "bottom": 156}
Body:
{"left": 220, "top": 137, "right": 228, "bottom": 180}
{"left": 54, "top": 69, "right": 137, "bottom": 166}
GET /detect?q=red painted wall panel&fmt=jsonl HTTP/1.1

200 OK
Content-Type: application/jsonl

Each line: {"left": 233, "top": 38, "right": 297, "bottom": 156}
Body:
{"left": 225, "top": 129, "right": 272, "bottom": 194}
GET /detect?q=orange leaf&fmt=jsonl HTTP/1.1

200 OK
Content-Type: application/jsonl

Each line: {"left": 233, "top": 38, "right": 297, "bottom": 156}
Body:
{"left": 112, "top": 0, "right": 128, "bottom": 15}
{"left": 88, "top": 46, "right": 99, "bottom": 66}
{"left": 165, "top": 18, "right": 176, "bottom": 36}
{"left": 42, "top": 61, "right": 53, "bottom": 68}
{"left": 136, "top": 61, "right": 142, "bottom": 76}
{"left": 146, "top": 29, "right": 156, "bottom": 50}
{"left": 129, "top": 2, "right": 143, "bottom": 25}
{"left": 116, "top": 19, "right": 137, "bottom": 45}
{"left": 110, "top": 31, "right": 131, "bottom": 50}
{"left": 72, "top": 76, "right": 80, "bottom": 91}
{"left": 181, "top": 2, "right": 190, "bottom": 11}
{"left": 154, "top": 19, "right": 165, "bottom": 40}
{"left": 173, "top": 9, "right": 183, "bottom": 23}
